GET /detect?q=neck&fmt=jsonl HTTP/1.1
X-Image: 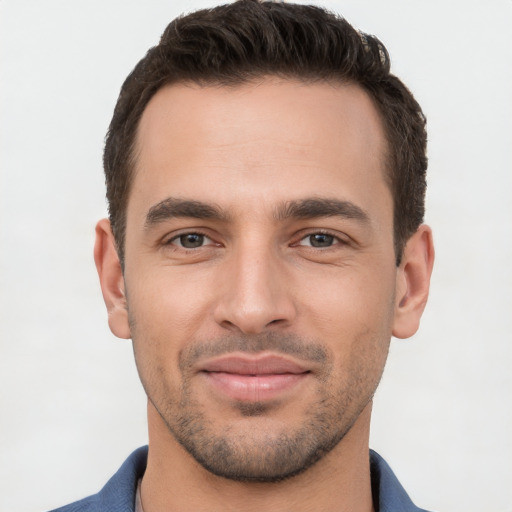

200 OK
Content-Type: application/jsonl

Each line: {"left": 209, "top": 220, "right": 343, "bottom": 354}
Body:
{"left": 141, "top": 402, "right": 375, "bottom": 512}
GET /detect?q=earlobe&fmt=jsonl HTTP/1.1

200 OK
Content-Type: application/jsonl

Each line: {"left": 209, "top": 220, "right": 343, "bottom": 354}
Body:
{"left": 94, "top": 219, "right": 131, "bottom": 339}
{"left": 392, "top": 225, "right": 435, "bottom": 339}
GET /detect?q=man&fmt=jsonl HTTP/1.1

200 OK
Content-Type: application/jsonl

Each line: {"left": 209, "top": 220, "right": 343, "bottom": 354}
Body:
{"left": 52, "top": 1, "right": 434, "bottom": 510}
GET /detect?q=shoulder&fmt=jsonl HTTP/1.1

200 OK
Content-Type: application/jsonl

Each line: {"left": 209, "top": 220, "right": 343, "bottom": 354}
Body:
{"left": 370, "top": 450, "right": 432, "bottom": 512}
{"left": 48, "top": 446, "right": 148, "bottom": 512}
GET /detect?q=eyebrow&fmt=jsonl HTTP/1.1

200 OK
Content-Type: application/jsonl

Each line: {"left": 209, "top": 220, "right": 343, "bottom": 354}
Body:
{"left": 145, "top": 198, "right": 229, "bottom": 228}
{"left": 275, "top": 198, "right": 370, "bottom": 224}
{"left": 144, "top": 196, "right": 370, "bottom": 229}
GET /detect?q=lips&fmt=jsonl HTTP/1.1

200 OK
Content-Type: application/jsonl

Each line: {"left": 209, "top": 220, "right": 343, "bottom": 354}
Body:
{"left": 200, "top": 354, "right": 310, "bottom": 402}
{"left": 202, "top": 354, "right": 309, "bottom": 375}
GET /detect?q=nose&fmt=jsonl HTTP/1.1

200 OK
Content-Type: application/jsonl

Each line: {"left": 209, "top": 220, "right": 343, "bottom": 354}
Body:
{"left": 213, "top": 244, "right": 297, "bottom": 334}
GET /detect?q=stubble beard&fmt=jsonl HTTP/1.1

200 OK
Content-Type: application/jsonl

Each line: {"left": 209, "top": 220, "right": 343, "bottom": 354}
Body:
{"left": 134, "top": 331, "right": 388, "bottom": 483}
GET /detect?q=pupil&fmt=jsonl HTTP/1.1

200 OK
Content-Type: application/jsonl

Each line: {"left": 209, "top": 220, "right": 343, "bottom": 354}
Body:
{"left": 181, "top": 234, "right": 204, "bottom": 248}
{"left": 310, "top": 234, "right": 333, "bottom": 247}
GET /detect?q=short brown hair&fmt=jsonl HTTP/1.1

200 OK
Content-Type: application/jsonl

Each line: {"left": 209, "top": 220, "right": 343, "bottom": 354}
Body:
{"left": 104, "top": 0, "right": 427, "bottom": 265}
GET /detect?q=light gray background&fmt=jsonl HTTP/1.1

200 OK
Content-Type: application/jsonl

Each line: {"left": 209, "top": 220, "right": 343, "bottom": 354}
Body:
{"left": 1, "top": 1, "right": 511, "bottom": 511}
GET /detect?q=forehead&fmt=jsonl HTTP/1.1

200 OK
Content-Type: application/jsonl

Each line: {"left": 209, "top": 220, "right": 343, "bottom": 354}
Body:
{"left": 130, "top": 78, "right": 389, "bottom": 219}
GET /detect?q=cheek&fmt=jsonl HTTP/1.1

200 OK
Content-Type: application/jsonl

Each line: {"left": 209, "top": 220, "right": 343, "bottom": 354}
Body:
{"left": 127, "top": 265, "right": 216, "bottom": 335}
{"left": 125, "top": 265, "right": 224, "bottom": 395}
{"left": 296, "top": 263, "right": 397, "bottom": 334}
{"left": 294, "top": 263, "right": 396, "bottom": 387}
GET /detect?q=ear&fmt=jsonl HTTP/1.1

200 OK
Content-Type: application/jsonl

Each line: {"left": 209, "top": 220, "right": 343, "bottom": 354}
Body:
{"left": 94, "top": 218, "right": 131, "bottom": 339}
{"left": 392, "top": 224, "right": 435, "bottom": 339}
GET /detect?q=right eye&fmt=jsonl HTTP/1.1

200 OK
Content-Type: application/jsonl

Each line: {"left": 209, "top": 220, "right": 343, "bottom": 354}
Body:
{"left": 168, "top": 233, "right": 213, "bottom": 249}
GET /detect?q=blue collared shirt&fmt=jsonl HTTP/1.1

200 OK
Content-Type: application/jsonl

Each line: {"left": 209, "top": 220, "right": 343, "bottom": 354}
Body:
{"left": 49, "top": 446, "right": 431, "bottom": 512}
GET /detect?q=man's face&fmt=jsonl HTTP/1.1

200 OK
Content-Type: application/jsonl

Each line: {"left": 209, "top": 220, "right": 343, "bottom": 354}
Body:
{"left": 120, "top": 79, "right": 400, "bottom": 480}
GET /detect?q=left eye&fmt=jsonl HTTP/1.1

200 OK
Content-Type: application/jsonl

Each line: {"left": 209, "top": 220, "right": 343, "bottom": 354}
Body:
{"left": 170, "top": 233, "right": 212, "bottom": 249}
{"left": 298, "top": 233, "right": 337, "bottom": 248}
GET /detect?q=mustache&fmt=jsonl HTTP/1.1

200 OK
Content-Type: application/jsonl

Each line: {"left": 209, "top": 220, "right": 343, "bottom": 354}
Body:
{"left": 179, "top": 332, "right": 329, "bottom": 370}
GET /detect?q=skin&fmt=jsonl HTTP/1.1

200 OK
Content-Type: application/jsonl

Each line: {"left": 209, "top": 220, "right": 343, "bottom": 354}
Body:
{"left": 95, "top": 79, "right": 434, "bottom": 512}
